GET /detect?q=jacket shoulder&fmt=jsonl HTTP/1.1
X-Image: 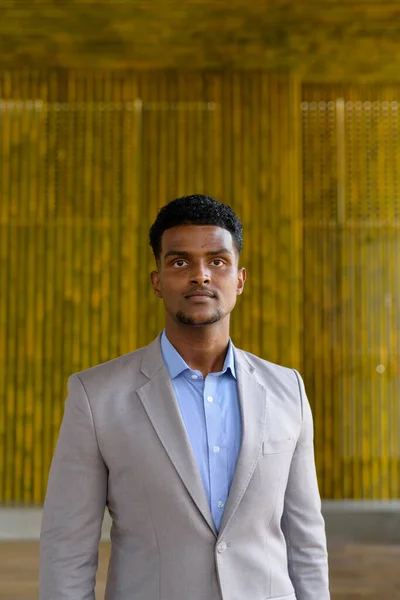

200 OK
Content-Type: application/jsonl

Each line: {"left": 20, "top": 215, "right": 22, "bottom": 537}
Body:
{"left": 72, "top": 344, "right": 149, "bottom": 394}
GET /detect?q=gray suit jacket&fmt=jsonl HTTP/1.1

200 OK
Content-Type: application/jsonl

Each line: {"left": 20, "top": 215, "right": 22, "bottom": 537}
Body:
{"left": 40, "top": 335, "right": 330, "bottom": 600}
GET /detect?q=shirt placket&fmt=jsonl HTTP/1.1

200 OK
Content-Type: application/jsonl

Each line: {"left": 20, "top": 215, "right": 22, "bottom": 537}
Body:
{"left": 203, "top": 374, "right": 228, "bottom": 529}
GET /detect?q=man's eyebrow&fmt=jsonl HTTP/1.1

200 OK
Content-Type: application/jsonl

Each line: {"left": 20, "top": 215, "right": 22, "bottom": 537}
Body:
{"left": 205, "top": 248, "right": 232, "bottom": 256}
{"left": 163, "top": 248, "right": 232, "bottom": 260}
{"left": 164, "top": 250, "right": 190, "bottom": 260}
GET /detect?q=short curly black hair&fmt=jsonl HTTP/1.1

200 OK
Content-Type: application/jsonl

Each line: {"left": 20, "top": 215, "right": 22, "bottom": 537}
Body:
{"left": 149, "top": 194, "right": 243, "bottom": 263}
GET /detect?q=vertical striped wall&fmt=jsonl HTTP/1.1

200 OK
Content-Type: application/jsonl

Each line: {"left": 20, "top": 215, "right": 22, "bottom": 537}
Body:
{"left": 0, "top": 71, "right": 302, "bottom": 504}
{"left": 2, "top": 72, "right": 400, "bottom": 504}
{"left": 302, "top": 85, "right": 400, "bottom": 499}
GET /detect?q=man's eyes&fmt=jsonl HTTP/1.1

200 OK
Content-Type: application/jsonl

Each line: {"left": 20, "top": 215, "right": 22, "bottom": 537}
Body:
{"left": 171, "top": 259, "right": 225, "bottom": 267}
{"left": 173, "top": 260, "right": 187, "bottom": 267}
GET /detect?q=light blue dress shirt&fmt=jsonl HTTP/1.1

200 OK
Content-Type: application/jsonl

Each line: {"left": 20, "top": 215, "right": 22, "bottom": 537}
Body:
{"left": 161, "top": 330, "right": 242, "bottom": 531}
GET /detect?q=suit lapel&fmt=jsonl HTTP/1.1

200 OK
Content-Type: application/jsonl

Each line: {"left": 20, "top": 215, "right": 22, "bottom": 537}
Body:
{"left": 218, "top": 348, "right": 267, "bottom": 536}
{"left": 137, "top": 337, "right": 217, "bottom": 537}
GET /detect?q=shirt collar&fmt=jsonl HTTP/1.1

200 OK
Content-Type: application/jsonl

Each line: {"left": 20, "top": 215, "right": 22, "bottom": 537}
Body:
{"left": 160, "top": 329, "right": 236, "bottom": 380}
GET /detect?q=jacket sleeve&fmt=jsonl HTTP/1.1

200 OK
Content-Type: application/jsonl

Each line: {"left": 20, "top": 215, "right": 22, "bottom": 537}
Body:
{"left": 39, "top": 374, "right": 108, "bottom": 600}
{"left": 281, "top": 369, "right": 330, "bottom": 600}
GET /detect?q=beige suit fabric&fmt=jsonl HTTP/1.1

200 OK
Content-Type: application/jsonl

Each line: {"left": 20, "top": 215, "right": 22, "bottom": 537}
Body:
{"left": 40, "top": 335, "right": 330, "bottom": 600}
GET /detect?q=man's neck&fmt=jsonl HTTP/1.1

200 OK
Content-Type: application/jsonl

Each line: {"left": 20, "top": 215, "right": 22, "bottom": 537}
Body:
{"left": 164, "top": 322, "right": 231, "bottom": 378}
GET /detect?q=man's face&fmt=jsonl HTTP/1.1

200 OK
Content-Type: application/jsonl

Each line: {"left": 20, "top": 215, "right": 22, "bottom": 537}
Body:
{"left": 151, "top": 225, "right": 246, "bottom": 328}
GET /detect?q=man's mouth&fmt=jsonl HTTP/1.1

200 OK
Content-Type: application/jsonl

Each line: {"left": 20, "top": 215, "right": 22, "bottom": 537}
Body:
{"left": 185, "top": 290, "right": 215, "bottom": 299}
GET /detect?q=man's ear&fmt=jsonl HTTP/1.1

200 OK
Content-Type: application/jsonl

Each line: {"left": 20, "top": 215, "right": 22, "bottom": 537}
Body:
{"left": 151, "top": 271, "right": 162, "bottom": 298}
{"left": 237, "top": 267, "right": 246, "bottom": 295}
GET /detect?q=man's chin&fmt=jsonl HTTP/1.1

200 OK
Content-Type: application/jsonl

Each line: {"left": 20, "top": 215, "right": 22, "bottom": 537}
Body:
{"left": 175, "top": 310, "right": 222, "bottom": 327}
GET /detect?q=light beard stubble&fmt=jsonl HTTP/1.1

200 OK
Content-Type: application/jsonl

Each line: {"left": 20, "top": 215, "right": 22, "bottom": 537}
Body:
{"left": 175, "top": 309, "right": 223, "bottom": 326}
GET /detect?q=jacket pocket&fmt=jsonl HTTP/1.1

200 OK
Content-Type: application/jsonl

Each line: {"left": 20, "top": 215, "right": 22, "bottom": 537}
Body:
{"left": 262, "top": 438, "right": 294, "bottom": 455}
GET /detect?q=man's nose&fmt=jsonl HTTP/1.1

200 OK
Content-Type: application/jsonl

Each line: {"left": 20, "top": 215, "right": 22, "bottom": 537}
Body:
{"left": 190, "top": 264, "right": 211, "bottom": 285}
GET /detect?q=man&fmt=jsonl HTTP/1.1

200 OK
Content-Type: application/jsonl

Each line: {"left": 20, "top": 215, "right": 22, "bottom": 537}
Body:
{"left": 40, "top": 194, "right": 330, "bottom": 600}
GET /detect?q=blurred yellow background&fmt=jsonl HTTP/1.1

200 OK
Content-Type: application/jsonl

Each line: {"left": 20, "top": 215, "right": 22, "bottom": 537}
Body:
{"left": 1, "top": 1, "right": 400, "bottom": 508}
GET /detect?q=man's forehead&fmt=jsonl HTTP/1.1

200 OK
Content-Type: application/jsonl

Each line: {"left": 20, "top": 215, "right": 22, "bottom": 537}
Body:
{"left": 162, "top": 225, "right": 233, "bottom": 250}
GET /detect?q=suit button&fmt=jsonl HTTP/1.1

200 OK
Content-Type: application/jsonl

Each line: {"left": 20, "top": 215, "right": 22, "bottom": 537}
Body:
{"left": 217, "top": 541, "right": 227, "bottom": 554}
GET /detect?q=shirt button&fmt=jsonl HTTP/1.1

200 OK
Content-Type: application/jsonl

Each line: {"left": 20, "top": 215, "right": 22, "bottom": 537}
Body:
{"left": 207, "top": 396, "right": 213, "bottom": 403}
{"left": 213, "top": 445, "right": 220, "bottom": 453}
{"left": 217, "top": 501, "right": 224, "bottom": 508}
{"left": 217, "top": 541, "right": 227, "bottom": 553}
{"left": 191, "top": 374, "right": 198, "bottom": 380}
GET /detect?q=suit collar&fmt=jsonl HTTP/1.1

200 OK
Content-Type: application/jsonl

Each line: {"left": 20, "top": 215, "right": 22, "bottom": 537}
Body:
{"left": 232, "top": 345, "right": 255, "bottom": 376}
{"left": 140, "top": 334, "right": 165, "bottom": 379}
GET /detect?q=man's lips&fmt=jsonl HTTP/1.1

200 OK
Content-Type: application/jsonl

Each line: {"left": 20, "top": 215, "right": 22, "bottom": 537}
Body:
{"left": 185, "top": 290, "right": 215, "bottom": 299}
